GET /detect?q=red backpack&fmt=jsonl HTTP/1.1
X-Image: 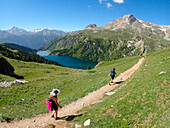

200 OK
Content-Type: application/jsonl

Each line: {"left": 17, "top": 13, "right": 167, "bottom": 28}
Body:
{"left": 46, "top": 99, "right": 52, "bottom": 111}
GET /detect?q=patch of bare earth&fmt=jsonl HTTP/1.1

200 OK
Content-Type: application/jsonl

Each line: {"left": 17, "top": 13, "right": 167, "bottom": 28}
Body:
{"left": 0, "top": 58, "right": 144, "bottom": 128}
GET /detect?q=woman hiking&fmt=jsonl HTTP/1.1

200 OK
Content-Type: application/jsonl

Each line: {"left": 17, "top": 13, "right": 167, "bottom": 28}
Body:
{"left": 108, "top": 68, "right": 117, "bottom": 85}
{"left": 46, "top": 89, "right": 62, "bottom": 120}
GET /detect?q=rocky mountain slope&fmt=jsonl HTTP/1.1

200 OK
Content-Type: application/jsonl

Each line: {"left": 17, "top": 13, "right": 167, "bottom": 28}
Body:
{"left": 41, "top": 14, "right": 170, "bottom": 61}
{"left": 0, "top": 27, "right": 66, "bottom": 49}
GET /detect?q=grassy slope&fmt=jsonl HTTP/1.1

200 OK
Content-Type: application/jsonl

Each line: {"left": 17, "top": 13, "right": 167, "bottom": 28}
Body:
{"left": 69, "top": 48, "right": 170, "bottom": 127}
{"left": 0, "top": 55, "right": 141, "bottom": 121}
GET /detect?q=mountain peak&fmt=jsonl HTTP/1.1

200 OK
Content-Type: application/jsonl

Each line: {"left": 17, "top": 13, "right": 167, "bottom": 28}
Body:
{"left": 85, "top": 24, "right": 98, "bottom": 30}
{"left": 123, "top": 14, "right": 135, "bottom": 18}
{"left": 112, "top": 14, "right": 138, "bottom": 25}
{"left": 10, "top": 26, "right": 21, "bottom": 31}
{"left": 122, "top": 14, "right": 137, "bottom": 25}
{"left": 8, "top": 26, "right": 28, "bottom": 35}
{"left": 102, "top": 14, "right": 142, "bottom": 31}
{"left": 12, "top": 26, "right": 17, "bottom": 29}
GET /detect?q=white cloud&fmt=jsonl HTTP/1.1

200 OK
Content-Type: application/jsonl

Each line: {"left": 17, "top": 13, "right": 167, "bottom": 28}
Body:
{"left": 99, "top": 0, "right": 108, "bottom": 4}
{"left": 106, "top": 2, "right": 112, "bottom": 8}
{"left": 99, "top": 0, "right": 102, "bottom": 4}
{"left": 113, "top": 0, "right": 124, "bottom": 4}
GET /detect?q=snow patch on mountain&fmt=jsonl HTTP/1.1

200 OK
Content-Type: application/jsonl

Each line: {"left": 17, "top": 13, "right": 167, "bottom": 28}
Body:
{"left": 30, "top": 29, "right": 43, "bottom": 32}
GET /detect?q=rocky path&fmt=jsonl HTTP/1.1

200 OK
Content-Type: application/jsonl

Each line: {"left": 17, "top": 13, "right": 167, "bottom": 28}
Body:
{"left": 0, "top": 58, "right": 144, "bottom": 128}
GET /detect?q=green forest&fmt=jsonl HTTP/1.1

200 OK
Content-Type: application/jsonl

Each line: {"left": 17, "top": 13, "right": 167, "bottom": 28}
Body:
{"left": 0, "top": 44, "right": 61, "bottom": 66}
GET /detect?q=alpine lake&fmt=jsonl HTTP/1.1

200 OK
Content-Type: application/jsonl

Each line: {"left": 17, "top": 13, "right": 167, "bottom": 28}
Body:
{"left": 37, "top": 51, "right": 98, "bottom": 69}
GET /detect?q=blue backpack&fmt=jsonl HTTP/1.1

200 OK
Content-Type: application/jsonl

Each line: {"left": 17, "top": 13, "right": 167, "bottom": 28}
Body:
{"left": 110, "top": 70, "right": 115, "bottom": 77}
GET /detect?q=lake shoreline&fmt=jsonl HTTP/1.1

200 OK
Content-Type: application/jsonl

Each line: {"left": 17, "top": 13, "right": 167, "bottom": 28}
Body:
{"left": 94, "top": 62, "right": 103, "bottom": 68}
{"left": 37, "top": 51, "right": 99, "bottom": 69}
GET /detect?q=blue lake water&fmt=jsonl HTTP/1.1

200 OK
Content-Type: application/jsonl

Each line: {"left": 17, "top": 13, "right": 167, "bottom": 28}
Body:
{"left": 43, "top": 55, "right": 98, "bottom": 69}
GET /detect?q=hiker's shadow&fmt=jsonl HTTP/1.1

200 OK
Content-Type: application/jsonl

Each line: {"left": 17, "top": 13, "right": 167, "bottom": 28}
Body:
{"left": 114, "top": 81, "right": 124, "bottom": 84}
{"left": 58, "top": 114, "right": 83, "bottom": 121}
{"left": 110, "top": 81, "right": 124, "bottom": 85}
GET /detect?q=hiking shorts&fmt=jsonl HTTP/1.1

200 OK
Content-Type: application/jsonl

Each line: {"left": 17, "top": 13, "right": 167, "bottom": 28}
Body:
{"left": 111, "top": 75, "right": 115, "bottom": 79}
{"left": 52, "top": 101, "right": 58, "bottom": 111}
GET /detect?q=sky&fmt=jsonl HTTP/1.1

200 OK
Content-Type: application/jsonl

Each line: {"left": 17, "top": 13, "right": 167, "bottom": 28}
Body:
{"left": 0, "top": 0, "right": 169, "bottom": 32}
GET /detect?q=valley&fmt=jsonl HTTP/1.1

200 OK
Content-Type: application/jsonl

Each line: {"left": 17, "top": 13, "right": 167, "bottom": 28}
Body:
{"left": 0, "top": 52, "right": 141, "bottom": 122}
{"left": 0, "top": 47, "right": 169, "bottom": 127}
{"left": 0, "top": 57, "right": 144, "bottom": 128}
{"left": 0, "top": 14, "right": 169, "bottom": 128}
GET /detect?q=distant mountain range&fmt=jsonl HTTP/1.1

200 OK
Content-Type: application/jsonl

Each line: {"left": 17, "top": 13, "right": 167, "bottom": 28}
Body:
{"left": 41, "top": 14, "right": 170, "bottom": 61}
{"left": 0, "top": 27, "right": 66, "bottom": 49}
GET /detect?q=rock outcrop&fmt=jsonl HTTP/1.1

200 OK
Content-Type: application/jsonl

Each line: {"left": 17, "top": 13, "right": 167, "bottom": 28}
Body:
{"left": 0, "top": 57, "right": 24, "bottom": 79}
{"left": 0, "top": 57, "right": 15, "bottom": 76}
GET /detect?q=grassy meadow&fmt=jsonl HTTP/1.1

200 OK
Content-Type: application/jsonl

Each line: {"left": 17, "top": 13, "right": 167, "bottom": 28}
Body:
{"left": 66, "top": 48, "right": 170, "bottom": 127}
{"left": 0, "top": 55, "right": 141, "bottom": 121}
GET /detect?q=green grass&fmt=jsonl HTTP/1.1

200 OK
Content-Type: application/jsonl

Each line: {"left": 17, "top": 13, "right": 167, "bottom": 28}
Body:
{"left": 69, "top": 48, "right": 170, "bottom": 127}
{"left": 0, "top": 56, "right": 141, "bottom": 121}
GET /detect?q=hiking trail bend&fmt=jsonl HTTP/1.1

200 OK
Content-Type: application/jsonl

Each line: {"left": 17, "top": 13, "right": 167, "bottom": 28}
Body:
{"left": 1, "top": 58, "right": 144, "bottom": 128}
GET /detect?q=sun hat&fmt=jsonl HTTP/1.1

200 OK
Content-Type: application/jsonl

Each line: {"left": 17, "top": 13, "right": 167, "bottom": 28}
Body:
{"left": 50, "top": 89, "right": 60, "bottom": 96}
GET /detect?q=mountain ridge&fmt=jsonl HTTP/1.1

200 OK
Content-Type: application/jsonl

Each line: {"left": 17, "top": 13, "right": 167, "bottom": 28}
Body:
{"left": 41, "top": 14, "right": 170, "bottom": 61}
{"left": 0, "top": 27, "right": 66, "bottom": 49}
{"left": 88, "top": 14, "right": 170, "bottom": 36}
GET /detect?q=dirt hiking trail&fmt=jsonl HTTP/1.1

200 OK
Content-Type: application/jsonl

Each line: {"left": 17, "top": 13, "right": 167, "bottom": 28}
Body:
{"left": 1, "top": 58, "right": 144, "bottom": 128}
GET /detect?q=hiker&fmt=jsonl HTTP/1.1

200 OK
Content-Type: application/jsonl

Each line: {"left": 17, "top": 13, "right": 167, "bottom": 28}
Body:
{"left": 46, "top": 89, "right": 62, "bottom": 120}
{"left": 108, "top": 68, "right": 117, "bottom": 85}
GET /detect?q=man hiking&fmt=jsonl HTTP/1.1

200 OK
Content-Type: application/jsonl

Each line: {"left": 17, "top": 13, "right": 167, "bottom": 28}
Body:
{"left": 108, "top": 68, "right": 117, "bottom": 85}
